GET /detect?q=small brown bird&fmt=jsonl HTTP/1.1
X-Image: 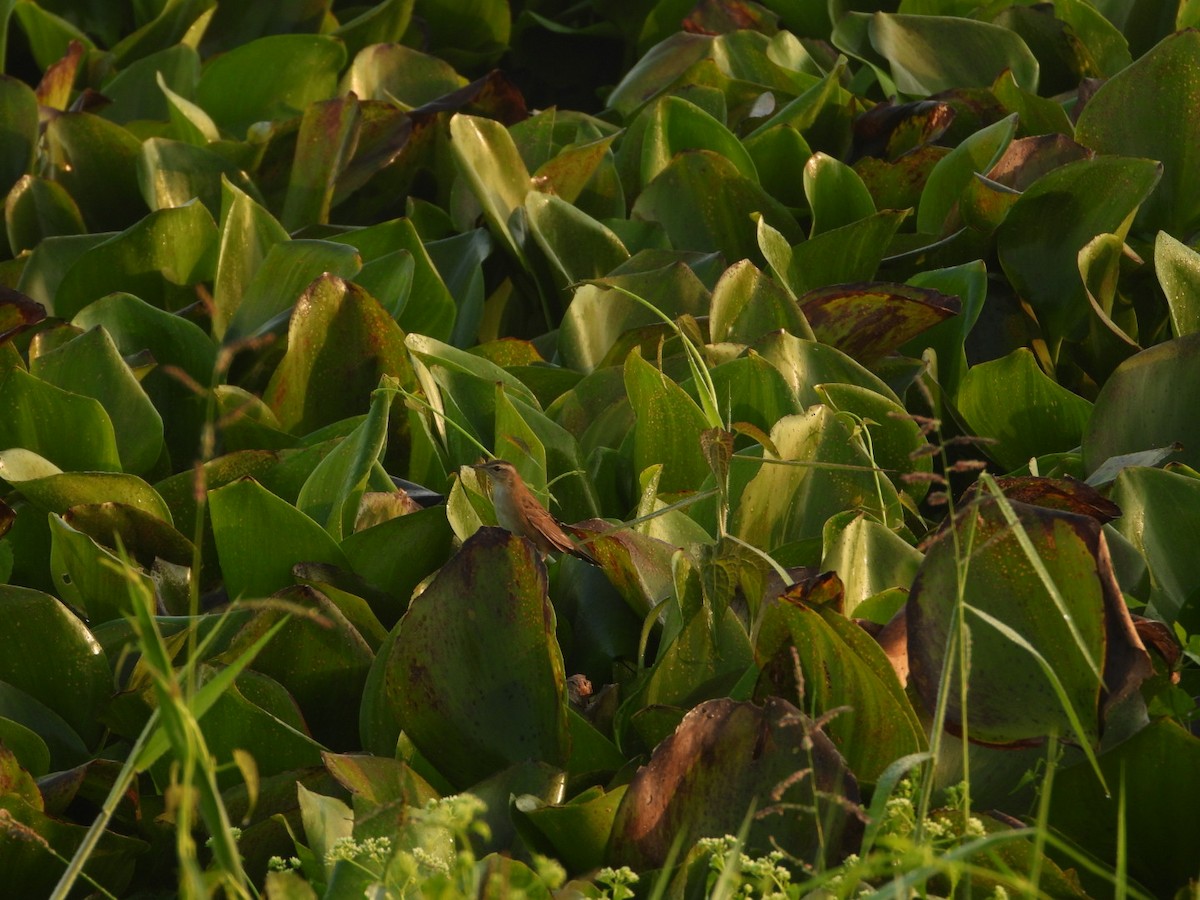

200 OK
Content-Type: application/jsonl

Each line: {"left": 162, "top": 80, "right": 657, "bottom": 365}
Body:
{"left": 471, "top": 460, "right": 597, "bottom": 564}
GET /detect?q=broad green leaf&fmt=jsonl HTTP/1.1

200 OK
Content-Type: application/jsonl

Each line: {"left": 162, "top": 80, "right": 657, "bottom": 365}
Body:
{"left": 342, "top": 42, "right": 464, "bottom": 105}
{"left": 264, "top": 278, "right": 409, "bottom": 436}
{"left": 745, "top": 125, "right": 813, "bottom": 209}
{"left": 329, "top": 217, "right": 457, "bottom": 340}
{"left": 731, "top": 406, "right": 901, "bottom": 553}
{"left": 0, "top": 455, "right": 171, "bottom": 522}
{"left": 0, "top": 791, "right": 144, "bottom": 897}
{"left": 52, "top": 202, "right": 218, "bottom": 320}
{"left": 755, "top": 330, "right": 901, "bottom": 407}
{"left": 223, "top": 240, "right": 361, "bottom": 343}
{"left": 632, "top": 150, "right": 801, "bottom": 263}
{"left": 73, "top": 291, "right": 217, "bottom": 465}
{"left": 0, "top": 681, "right": 89, "bottom": 770}
{"left": 450, "top": 113, "right": 531, "bottom": 262}
{"left": 108, "top": 0, "right": 214, "bottom": 67}
{"left": 100, "top": 44, "right": 200, "bottom": 125}
{"left": 1110, "top": 466, "right": 1200, "bottom": 632}
{"left": 814, "top": 382, "right": 932, "bottom": 498}
{"left": 209, "top": 478, "right": 351, "bottom": 601}
{"left": 339, "top": 505, "right": 454, "bottom": 628}
{"left": 138, "top": 137, "right": 258, "bottom": 215}
{"left": 608, "top": 697, "right": 859, "bottom": 869}
{"left": 211, "top": 177, "right": 290, "bottom": 339}
{"left": 917, "top": 114, "right": 1017, "bottom": 235}
{"left": 31, "top": 326, "right": 164, "bottom": 476}
{"left": 624, "top": 349, "right": 711, "bottom": 495}
{"left": 282, "top": 94, "right": 362, "bottom": 231}
{"left": 4, "top": 175, "right": 86, "bottom": 255}
{"left": 0, "top": 368, "right": 121, "bottom": 472}
{"left": 49, "top": 513, "right": 159, "bottom": 624}
{"left": 157, "top": 69, "right": 220, "bottom": 145}
{"left": 381, "top": 528, "right": 568, "bottom": 788}
{"left": 755, "top": 597, "right": 925, "bottom": 782}
{"left": 297, "top": 379, "right": 393, "bottom": 540}
{"left": 908, "top": 496, "right": 1137, "bottom": 747}
{"left": 195, "top": 34, "right": 346, "bottom": 136}
{"left": 1083, "top": 333, "right": 1200, "bottom": 473}
{"left": 958, "top": 349, "right": 1093, "bottom": 472}
{"left": 0, "top": 75, "right": 37, "bottom": 196}
{"left": 996, "top": 156, "right": 1161, "bottom": 342}
{"left": 11, "top": 3, "right": 94, "bottom": 70}
{"left": 641, "top": 96, "right": 757, "bottom": 186}
{"left": 516, "top": 785, "right": 626, "bottom": 874}
{"left": 1075, "top": 30, "right": 1200, "bottom": 236}
{"left": 1050, "top": 719, "right": 1200, "bottom": 899}
{"left": 709, "top": 259, "right": 813, "bottom": 344}
{"left": 43, "top": 112, "right": 144, "bottom": 233}
{"left": 869, "top": 13, "right": 1039, "bottom": 95}
{"left": 525, "top": 192, "right": 629, "bottom": 288}
{"left": 1154, "top": 231, "right": 1200, "bottom": 338}
{"left": 224, "top": 584, "right": 374, "bottom": 749}
{"left": 0, "top": 717, "right": 48, "bottom": 778}
{"left": 559, "top": 256, "right": 711, "bottom": 372}
{"left": 900, "top": 260, "right": 987, "bottom": 403}
{"left": 0, "top": 585, "right": 109, "bottom": 747}
{"left": 804, "top": 152, "right": 874, "bottom": 236}
{"left": 708, "top": 353, "right": 803, "bottom": 436}
{"left": 821, "top": 513, "right": 923, "bottom": 614}
{"left": 781, "top": 210, "right": 906, "bottom": 296}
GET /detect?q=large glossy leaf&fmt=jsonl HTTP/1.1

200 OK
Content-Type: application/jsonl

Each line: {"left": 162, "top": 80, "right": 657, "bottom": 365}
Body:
{"left": 996, "top": 156, "right": 1161, "bottom": 342}
{"left": 339, "top": 505, "right": 454, "bottom": 628}
{"left": 761, "top": 211, "right": 906, "bottom": 297}
{"left": 52, "top": 202, "right": 218, "bottom": 320}
{"left": 0, "top": 585, "right": 110, "bottom": 747}
{"left": 804, "top": 151, "right": 874, "bottom": 236}
{"left": 916, "top": 113, "right": 1017, "bottom": 235}
{"left": 709, "top": 259, "right": 813, "bottom": 344}
{"left": 0, "top": 453, "right": 172, "bottom": 522}
{"left": 264, "top": 277, "right": 412, "bottom": 436}
{"left": 449, "top": 113, "right": 531, "bottom": 262}
{"left": 138, "top": 137, "right": 257, "bottom": 215}
{"left": 908, "top": 495, "right": 1149, "bottom": 747}
{"left": 209, "top": 478, "right": 351, "bottom": 602}
{"left": 195, "top": 34, "right": 346, "bottom": 136}
{"left": 821, "top": 513, "right": 923, "bottom": 615}
{"left": 0, "top": 368, "right": 121, "bottom": 472}
{"left": 624, "top": 349, "right": 711, "bottom": 495}
{"left": 731, "top": 406, "right": 902, "bottom": 554}
{"left": 224, "top": 585, "right": 374, "bottom": 749}
{"left": 4, "top": 175, "right": 86, "bottom": 255}
{"left": 1154, "top": 231, "right": 1200, "bottom": 338}
{"left": 1075, "top": 30, "right": 1200, "bottom": 236}
{"left": 0, "top": 75, "right": 37, "bottom": 196}
{"left": 755, "top": 595, "right": 926, "bottom": 782}
{"left": 296, "top": 378, "right": 392, "bottom": 541}
{"left": 1109, "top": 466, "right": 1200, "bottom": 633}
{"left": 212, "top": 178, "right": 291, "bottom": 339}
{"left": 1082, "top": 333, "right": 1200, "bottom": 473}
{"left": 957, "top": 349, "right": 1093, "bottom": 472}
{"left": 43, "top": 112, "right": 144, "bottom": 233}
{"left": 223, "top": 240, "right": 362, "bottom": 343}
{"left": 869, "top": 13, "right": 1039, "bottom": 95}
{"left": 632, "top": 150, "right": 801, "bottom": 263}
{"left": 641, "top": 95, "right": 757, "bottom": 186}
{"left": 559, "top": 256, "right": 711, "bottom": 372}
{"left": 282, "top": 94, "right": 362, "bottom": 231}
{"left": 608, "top": 697, "right": 861, "bottom": 869}
{"left": 380, "top": 528, "right": 569, "bottom": 788}
{"left": 341, "top": 42, "right": 465, "bottom": 105}
{"left": 1049, "top": 719, "right": 1200, "bottom": 899}
{"left": 48, "top": 512, "right": 160, "bottom": 624}
{"left": 31, "top": 326, "right": 164, "bottom": 476}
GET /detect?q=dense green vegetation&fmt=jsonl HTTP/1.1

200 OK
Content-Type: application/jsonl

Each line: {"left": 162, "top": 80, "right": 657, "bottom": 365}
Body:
{"left": 1, "top": 0, "right": 1199, "bottom": 897}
